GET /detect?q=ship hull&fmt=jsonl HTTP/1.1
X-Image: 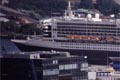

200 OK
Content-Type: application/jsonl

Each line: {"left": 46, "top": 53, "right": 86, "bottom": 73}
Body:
{"left": 14, "top": 42, "right": 120, "bottom": 65}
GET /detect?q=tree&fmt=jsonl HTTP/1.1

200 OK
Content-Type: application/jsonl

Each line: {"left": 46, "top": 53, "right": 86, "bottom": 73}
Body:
{"left": 1, "top": 21, "right": 20, "bottom": 33}
{"left": 8, "top": 0, "right": 67, "bottom": 16}
{"left": 96, "top": 0, "right": 120, "bottom": 15}
{"left": 79, "top": 0, "right": 94, "bottom": 9}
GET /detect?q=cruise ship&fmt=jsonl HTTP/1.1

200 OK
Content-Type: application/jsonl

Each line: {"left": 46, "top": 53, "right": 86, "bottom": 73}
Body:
{"left": 12, "top": 1, "right": 120, "bottom": 64}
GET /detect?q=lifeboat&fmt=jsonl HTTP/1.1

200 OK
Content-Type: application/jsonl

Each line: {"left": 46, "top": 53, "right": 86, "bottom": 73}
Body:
{"left": 66, "top": 35, "right": 81, "bottom": 39}
{"left": 106, "top": 36, "right": 114, "bottom": 41}
{"left": 74, "top": 35, "right": 79, "bottom": 38}
{"left": 66, "top": 35, "right": 73, "bottom": 38}
{"left": 90, "top": 36, "right": 97, "bottom": 40}
{"left": 66, "top": 35, "right": 102, "bottom": 41}
{"left": 82, "top": 36, "right": 89, "bottom": 40}
{"left": 96, "top": 37, "right": 101, "bottom": 41}
{"left": 89, "top": 36, "right": 101, "bottom": 41}
{"left": 88, "top": 36, "right": 91, "bottom": 40}
{"left": 79, "top": 36, "right": 82, "bottom": 39}
{"left": 66, "top": 35, "right": 75, "bottom": 39}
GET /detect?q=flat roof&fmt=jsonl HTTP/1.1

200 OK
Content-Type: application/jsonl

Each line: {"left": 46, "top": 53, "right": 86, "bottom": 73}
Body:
{"left": 109, "top": 57, "right": 120, "bottom": 61}
{"left": 0, "top": 51, "right": 74, "bottom": 59}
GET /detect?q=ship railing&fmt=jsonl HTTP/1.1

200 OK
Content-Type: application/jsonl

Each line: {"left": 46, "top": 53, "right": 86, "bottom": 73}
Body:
{"left": 57, "top": 17, "right": 116, "bottom": 24}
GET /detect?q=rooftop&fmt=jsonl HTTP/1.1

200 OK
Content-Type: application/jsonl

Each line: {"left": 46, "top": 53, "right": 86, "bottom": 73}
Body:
{"left": 109, "top": 57, "right": 120, "bottom": 61}
{"left": 0, "top": 50, "right": 83, "bottom": 60}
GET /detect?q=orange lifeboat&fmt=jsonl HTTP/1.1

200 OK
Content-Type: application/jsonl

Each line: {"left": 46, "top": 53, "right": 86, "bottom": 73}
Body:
{"left": 74, "top": 35, "right": 80, "bottom": 39}
{"left": 96, "top": 37, "right": 101, "bottom": 41}
{"left": 89, "top": 36, "right": 96, "bottom": 40}
{"left": 66, "top": 35, "right": 72, "bottom": 38}
{"left": 79, "top": 36, "right": 82, "bottom": 39}
{"left": 82, "top": 36, "right": 88, "bottom": 40}
{"left": 66, "top": 35, "right": 75, "bottom": 39}
{"left": 106, "top": 36, "right": 114, "bottom": 41}
{"left": 88, "top": 36, "right": 91, "bottom": 40}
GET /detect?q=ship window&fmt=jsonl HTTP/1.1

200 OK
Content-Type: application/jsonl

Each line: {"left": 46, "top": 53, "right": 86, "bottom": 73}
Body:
{"left": 49, "top": 40, "right": 52, "bottom": 41}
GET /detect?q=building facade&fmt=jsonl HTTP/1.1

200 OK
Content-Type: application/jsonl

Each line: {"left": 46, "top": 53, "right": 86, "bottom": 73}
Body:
{"left": 1, "top": 51, "right": 88, "bottom": 80}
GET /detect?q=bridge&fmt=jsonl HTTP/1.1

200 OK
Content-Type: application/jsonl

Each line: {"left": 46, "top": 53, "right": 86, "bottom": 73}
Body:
{"left": 0, "top": 5, "right": 38, "bottom": 23}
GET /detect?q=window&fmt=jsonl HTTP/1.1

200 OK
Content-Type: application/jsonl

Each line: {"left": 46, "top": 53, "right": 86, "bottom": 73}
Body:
{"left": 43, "top": 69, "right": 59, "bottom": 76}
{"left": 59, "top": 64, "right": 78, "bottom": 70}
{"left": 73, "top": 64, "right": 77, "bottom": 69}
{"left": 30, "top": 54, "right": 40, "bottom": 59}
{"left": 53, "top": 60, "right": 58, "bottom": 64}
{"left": 81, "top": 63, "right": 88, "bottom": 71}
{"left": 59, "top": 65, "right": 64, "bottom": 70}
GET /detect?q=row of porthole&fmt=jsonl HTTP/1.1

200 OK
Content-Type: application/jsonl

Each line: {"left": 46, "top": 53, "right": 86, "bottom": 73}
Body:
{"left": 56, "top": 29, "right": 119, "bottom": 33}
{"left": 57, "top": 26, "right": 118, "bottom": 29}
{"left": 57, "top": 32, "right": 118, "bottom": 36}
{"left": 59, "top": 43, "right": 116, "bottom": 47}
{"left": 57, "top": 24, "right": 116, "bottom": 27}
{"left": 60, "top": 46, "right": 118, "bottom": 50}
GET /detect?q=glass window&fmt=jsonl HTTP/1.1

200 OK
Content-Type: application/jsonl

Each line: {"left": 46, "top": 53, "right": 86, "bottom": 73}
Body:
{"left": 73, "top": 64, "right": 77, "bottom": 69}
{"left": 43, "top": 69, "right": 59, "bottom": 76}
{"left": 59, "top": 65, "right": 64, "bottom": 70}
{"left": 53, "top": 60, "right": 58, "bottom": 64}
{"left": 59, "top": 64, "right": 78, "bottom": 70}
{"left": 53, "top": 60, "right": 56, "bottom": 64}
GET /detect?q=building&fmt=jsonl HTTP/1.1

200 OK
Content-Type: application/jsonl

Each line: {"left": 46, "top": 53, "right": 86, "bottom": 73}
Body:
{"left": 1, "top": 51, "right": 88, "bottom": 80}
{"left": 96, "top": 71, "right": 120, "bottom": 80}
{"left": 109, "top": 57, "right": 120, "bottom": 71}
